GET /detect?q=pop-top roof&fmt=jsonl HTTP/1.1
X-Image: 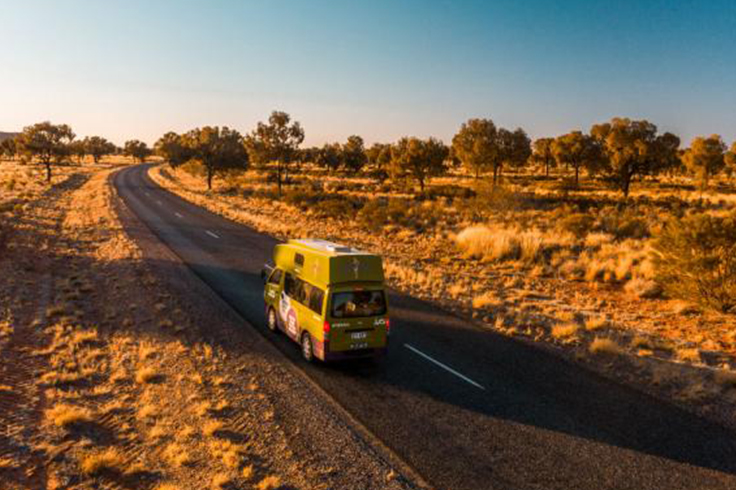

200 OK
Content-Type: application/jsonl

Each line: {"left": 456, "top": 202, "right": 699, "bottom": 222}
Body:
{"left": 290, "top": 239, "right": 365, "bottom": 256}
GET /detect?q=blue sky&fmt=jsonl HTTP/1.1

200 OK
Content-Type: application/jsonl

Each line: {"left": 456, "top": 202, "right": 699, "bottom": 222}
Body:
{"left": 1, "top": 0, "right": 735, "bottom": 147}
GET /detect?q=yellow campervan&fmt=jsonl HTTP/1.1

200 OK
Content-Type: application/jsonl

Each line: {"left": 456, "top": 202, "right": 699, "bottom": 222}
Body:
{"left": 262, "top": 239, "right": 390, "bottom": 362}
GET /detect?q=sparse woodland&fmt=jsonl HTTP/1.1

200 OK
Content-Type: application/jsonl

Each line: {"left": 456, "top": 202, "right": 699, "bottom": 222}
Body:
{"left": 3, "top": 111, "right": 736, "bottom": 486}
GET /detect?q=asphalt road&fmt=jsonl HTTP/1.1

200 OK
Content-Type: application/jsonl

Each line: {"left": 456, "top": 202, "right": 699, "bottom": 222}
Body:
{"left": 114, "top": 164, "right": 736, "bottom": 490}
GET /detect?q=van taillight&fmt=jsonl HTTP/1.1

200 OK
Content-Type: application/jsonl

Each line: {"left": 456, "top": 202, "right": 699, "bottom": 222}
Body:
{"left": 385, "top": 318, "right": 390, "bottom": 335}
{"left": 323, "top": 321, "right": 331, "bottom": 339}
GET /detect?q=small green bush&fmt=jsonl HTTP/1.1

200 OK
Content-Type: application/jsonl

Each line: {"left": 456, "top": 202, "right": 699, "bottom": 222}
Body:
{"left": 653, "top": 212, "right": 736, "bottom": 313}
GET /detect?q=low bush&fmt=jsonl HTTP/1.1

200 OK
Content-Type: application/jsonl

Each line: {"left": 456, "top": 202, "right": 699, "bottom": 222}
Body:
{"left": 652, "top": 212, "right": 736, "bottom": 313}
{"left": 558, "top": 213, "right": 595, "bottom": 238}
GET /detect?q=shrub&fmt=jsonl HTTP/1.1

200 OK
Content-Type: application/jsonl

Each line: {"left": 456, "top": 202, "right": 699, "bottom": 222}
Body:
{"left": 652, "top": 212, "right": 736, "bottom": 313}
{"left": 558, "top": 213, "right": 595, "bottom": 238}
{"left": 313, "top": 197, "right": 357, "bottom": 219}
{"left": 589, "top": 337, "right": 622, "bottom": 355}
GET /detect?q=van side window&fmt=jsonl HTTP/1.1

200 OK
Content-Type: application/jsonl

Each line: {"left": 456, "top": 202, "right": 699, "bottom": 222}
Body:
{"left": 268, "top": 268, "right": 283, "bottom": 285}
{"left": 295, "top": 253, "right": 305, "bottom": 267}
{"left": 284, "top": 272, "right": 297, "bottom": 297}
{"left": 308, "top": 287, "right": 325, "bottom": 314}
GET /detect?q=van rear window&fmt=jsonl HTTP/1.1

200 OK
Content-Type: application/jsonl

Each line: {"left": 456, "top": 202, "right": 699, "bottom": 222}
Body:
{"left": 331, "top": 291, "right": 386, "bottom": 318}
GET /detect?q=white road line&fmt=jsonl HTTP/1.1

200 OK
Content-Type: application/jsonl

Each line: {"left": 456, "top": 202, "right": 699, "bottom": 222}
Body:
{"left": 145, "top": 192, "right": 151, "bottom": 197}
{"left": 156, "top": 200, "right": 163, "bottom": 206}
{"left": 205, "top": 230, "right": 220, "bottom": 239}
{"left": 175, "top": 212, "right": 183, "bottom": 218}
{"left": 404, "top": 343, "right": 485, "bottom": 391}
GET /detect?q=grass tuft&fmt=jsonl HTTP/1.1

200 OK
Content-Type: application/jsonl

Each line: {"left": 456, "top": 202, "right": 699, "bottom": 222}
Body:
{"left": 80, "top": 448, "right": 126, "bottom": 475}
{"left": 589, "top": 337, "right": 622, "bottom": 355}
{"left": 47, "top": 404, "right": 93, "bottom": 428}
{"left": 256, "top": 475, "right": 282, "bottom": 490}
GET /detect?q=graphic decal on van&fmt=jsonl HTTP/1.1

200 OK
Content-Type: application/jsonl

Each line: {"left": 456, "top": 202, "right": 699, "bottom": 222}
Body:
{"left": 279, "top": 292, "right": 299, "bottom": 338}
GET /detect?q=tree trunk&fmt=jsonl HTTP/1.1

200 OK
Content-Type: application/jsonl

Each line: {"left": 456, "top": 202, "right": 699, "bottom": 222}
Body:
{"left": 45, "top": 162, "right": 52, "bottom": 182}
{"left": 545, "top": 160, "right": 550, "bottom": 177}
{"left": 207, "top": 166, "right": 213, "bottom": 190}
{"left": 574, "top": 165, "right": 579, "bottom": 186}
{"left": 277, "top": 162, "right": 283, "bottom": 199}
{"left": 621, "top": 171, "right": 632, "bottom": 198}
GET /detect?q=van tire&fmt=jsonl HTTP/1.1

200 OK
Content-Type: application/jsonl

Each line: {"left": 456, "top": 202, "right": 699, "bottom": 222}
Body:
{"left": 301, "top": 333, "right": 314, "bottom": 362}
{"left": 267, "top": 308, "right": 278, "bottom": 333}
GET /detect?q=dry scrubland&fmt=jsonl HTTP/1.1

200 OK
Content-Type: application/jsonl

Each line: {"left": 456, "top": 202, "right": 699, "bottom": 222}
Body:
{"left": 0, "top": 161, "right": 409, "bottom": 490}
{"left": 152, "top": 162, "right": 736, "bottom": 428}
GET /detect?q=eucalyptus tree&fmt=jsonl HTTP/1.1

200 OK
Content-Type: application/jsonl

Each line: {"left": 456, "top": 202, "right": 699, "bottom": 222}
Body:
{"left": 245, "top": 111, "right": 304, "bottom": 198}
{"left": 390, "top": 137, "right": 449, "bottom": 192}
{"left": 682, "top": 135, "right": 727, "bottom": 191}
{"left": 16, "top": 121, "right": 75, "bottom": 182}
{"left": 591, "top": 118, "right": 681, "bottom": 197}
{"left": 182, "top": 126, "right": 249, "bottom": 190}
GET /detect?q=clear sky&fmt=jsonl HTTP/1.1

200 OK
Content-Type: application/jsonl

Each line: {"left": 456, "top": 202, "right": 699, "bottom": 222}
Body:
{"left": 1, "top": 0, "right": 735, "bottom": 147}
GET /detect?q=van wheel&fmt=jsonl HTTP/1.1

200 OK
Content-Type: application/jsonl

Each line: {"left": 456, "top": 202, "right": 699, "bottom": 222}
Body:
{"left": 267, "top": 308, "right": 278, "bottom": 333}
{"left": 301, "top": 333, "right": 314, "bottom": 362}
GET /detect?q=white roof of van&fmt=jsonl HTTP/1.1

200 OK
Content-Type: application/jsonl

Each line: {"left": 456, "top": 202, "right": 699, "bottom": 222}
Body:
{"left": 291, "top": 239, "right": 366, "bottom": 256}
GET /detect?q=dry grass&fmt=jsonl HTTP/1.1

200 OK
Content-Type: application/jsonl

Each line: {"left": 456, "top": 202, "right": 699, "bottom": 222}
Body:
{"left": 211, "top": 473, "right": 234, "bottom": 489}
{"left": 241, "top": 465, "right": 254, "bottom": 480}
{"left": 79, "top": 448, "right": 126, "bottom": 475}
{"left": 551, "top": 323, "right": 579, "bottom": 339}
{"left": 135, "top": 366, "right": 160, "bottom": 384}
{"left": 589, "top": 337, "right": 622, "bottom": 355}
{"left": 164, "top": 443, "right": 192, "bottom": 467}
{"left": 455, "top": 225, "right": 572, "bottom": 264}
{"left": 46, "top": 404, "right": 93, "bottom": 428}
{"left": 472, "top": 292, "right": 499, "bottom": 309}
{"left": 584, "top": 316, "right": 607, "bottom": 331}
{"left": 677, "top": 348, "right": 701, "bottom": 363}
{"left": 203, "top": 420, "right": 224, "bottom": 437}
{"left": 256, "top": 475, "right": 282, "bottom": 490}
{"left": 210, "top": 440, "right": 247, "bottom": 468}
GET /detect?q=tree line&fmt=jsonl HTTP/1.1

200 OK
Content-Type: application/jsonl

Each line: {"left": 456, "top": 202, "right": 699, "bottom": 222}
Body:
{"left": 0, "top": 122, "right": 153, "bottom": 181}
{"left": 4, "top": 115, "right": 736, "bottom": 196}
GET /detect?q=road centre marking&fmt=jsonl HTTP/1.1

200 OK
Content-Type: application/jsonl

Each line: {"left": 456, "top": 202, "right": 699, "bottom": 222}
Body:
{"left": 175, "top": 212, "right": 183, "bottom": 218}
{"left": 404, "top": 343, "right": 485, "bottom": 390}
{"left": 206, "top": 230, "right": 220, "bottom": 239}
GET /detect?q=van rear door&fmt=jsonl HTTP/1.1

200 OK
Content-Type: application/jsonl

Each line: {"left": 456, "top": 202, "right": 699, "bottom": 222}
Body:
{"left": 327, "top": 288, "right": 388, "bottom": 352}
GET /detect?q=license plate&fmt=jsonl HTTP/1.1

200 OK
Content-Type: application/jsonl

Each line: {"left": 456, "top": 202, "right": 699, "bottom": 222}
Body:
{"left": 351, "top": 332, "right": 368, "bottom": 340}
{"left": 350, "top": 342, "right": 368, "bottom": 350}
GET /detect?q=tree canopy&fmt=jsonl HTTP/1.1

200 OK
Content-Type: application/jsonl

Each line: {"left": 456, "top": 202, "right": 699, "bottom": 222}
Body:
{"left": 84, "top": 136, "right": 116, "bottom": 164}
{"left": 124, "top": 140, "right": 152, "bottom": 164}
{"left": 531, "top": 137, "right": 556, "bottom": 177}
{"left": 551, "top": 131, "right": 603, "bottom": 186}
{"left": 451, "top": 118, "right": 499, "bottom": 180}
{"left": 182, "top": 126, "right": 249, "bottom": 190}
{"left": 682, "top": 134, "right": 727, "bottom": 190}
{"left": 591, "top": 118, "right": 680, "bottom": 197}
{"left": 245, "top": 111, "right": 304, "bottom": 198}
{"left": 390, "top": 137, "right": 449, "bottom": 191}
{"left": 16, "top": 121, "right": 75, "bottom": 182}
{"left": 341, "top": 135, "right": 367, "bottom": 173}
{"left": 154, "top": 132, "right": 191, "bottom": 167}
